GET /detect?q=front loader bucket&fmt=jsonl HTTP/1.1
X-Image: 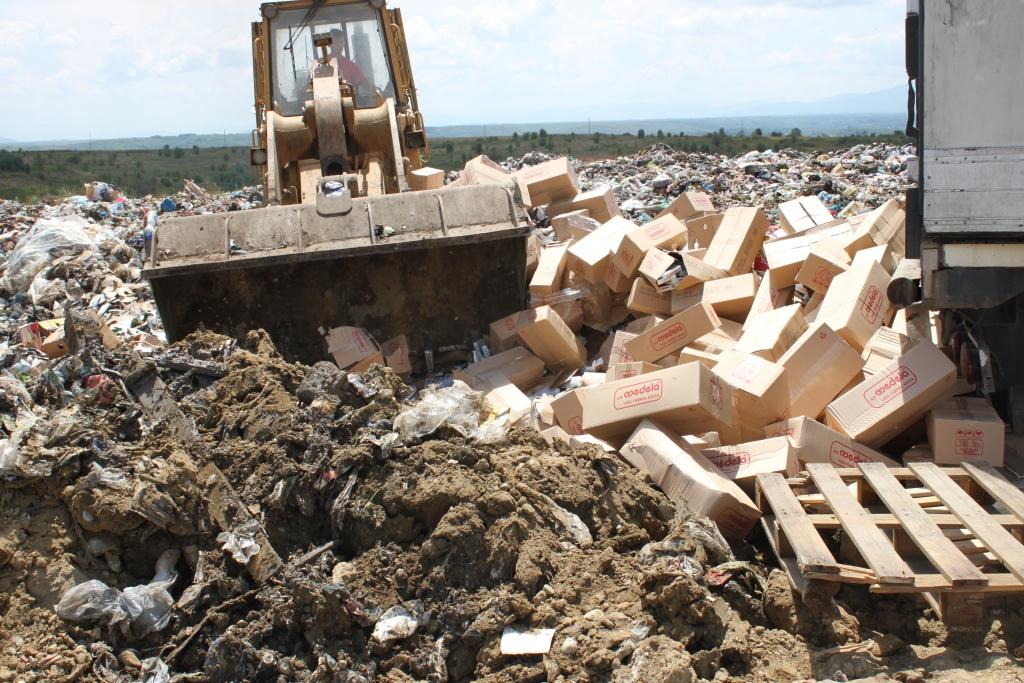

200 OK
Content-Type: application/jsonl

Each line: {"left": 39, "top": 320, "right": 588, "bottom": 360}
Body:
{"left": 143, "top": 183, "right": 529, "bottom": 363}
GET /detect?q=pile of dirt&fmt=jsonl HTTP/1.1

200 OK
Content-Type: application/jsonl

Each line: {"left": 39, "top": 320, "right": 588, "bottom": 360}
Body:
{"left": 0, "top": 328, "right": 1022, "bottom": 682}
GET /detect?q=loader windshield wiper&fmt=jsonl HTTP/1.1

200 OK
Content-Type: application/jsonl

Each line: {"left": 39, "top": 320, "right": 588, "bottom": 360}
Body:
{"left": 283, "top": 0, "right": 326, "bottom": 51}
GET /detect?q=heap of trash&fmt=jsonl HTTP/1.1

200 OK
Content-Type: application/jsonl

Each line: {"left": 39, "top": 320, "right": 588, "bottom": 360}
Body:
{"left": 2, "top": 148, "right": 1023, "bottom": 682}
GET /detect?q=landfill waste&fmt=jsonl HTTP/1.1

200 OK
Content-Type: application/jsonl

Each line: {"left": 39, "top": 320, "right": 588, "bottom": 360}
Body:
{"left": 0, "top": 156, "right": 1021, "bottom": 683}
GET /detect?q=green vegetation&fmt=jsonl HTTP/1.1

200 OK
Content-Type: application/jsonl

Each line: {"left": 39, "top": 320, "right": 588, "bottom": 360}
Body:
{"left": 0, "top": 147, "right": 254, "bottom": 202}
{"left": 0, "top": 129, "right": 912, "bottom": 202}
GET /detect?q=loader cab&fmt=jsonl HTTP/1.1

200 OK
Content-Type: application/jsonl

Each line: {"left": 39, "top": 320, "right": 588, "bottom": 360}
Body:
{"left": 267, "top": 1, "right": 397, "bottom": 114}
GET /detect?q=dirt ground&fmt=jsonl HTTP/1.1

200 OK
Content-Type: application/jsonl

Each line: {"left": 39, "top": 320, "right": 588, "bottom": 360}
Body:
{"left": 2, "top": 329, "right": 1024, "bottom": 682}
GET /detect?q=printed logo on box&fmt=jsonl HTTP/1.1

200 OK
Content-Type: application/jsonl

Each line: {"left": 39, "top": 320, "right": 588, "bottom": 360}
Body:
{"left": 829, "top": 441, "right": 874, "bottom": 467}
{"left": 731, "top": 357, "right": 762, "bottom": 386}
{"left": 955, "top": 429, "right": 984, "bottom": 457}
{"left": 353, "top": 331, "right": 372, "bottom": 353}
{"left": 645, "top": 224, "right": 671, "bottom": 241}
{"left": 651, "top": 322, "right": 688, "bottom": 351}
{"left": 812, "top": 265, "right": 835, "bottom": 288}
{"left": 859, "top": 285, "right": 883, "bottom": 324}
{"left": 567, "top": 417, "right": 584, "bottom": 435}
{"left": 709, "top": 376, "right": 723, "bottom": 409}
{"left": 620, "top": 370, "right": 639, "bottom": 379}
{"left": 614, "top": 379, "right": 663, "bottom": 410}
{"left": 707, "top": 451, "right": 749, "bottom": 474}
{"left": 864, "top": 365, "right": 917, "bottom": 408}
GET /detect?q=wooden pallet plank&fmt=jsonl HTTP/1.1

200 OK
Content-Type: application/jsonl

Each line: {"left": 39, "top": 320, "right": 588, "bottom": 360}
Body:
{"left": 807, "top": 463, "right": 914, "bottom": 584}
{"left": 805, "top": 513, "right": 1024, "bottom": 529}
{"left": 758, "top": 473, "right": 839, "bottom": 575}
{"left": 859, "top": 462, "right": 986, "bottom": 587}
{"left": 962, "top": 462, "right": 1024, "bottom": 524}
{"left": 910, "top": 462, "right": 1024, "bottom": 582}
{"left": 872, "top": 572, "right": 1024, "bottom": 593}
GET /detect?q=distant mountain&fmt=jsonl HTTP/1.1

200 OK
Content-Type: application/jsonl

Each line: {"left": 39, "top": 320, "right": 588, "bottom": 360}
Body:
{"left": 725, "top": 86, "right": 906, "bottom": 117}
{"left": 0, "top": 136, "right": 16, "bottom": 144}
{"left": 1, "top": 132, "right": 251, "bottom": 152}
{"left": 426, "top": 113, "right": 905, "bottom": 139}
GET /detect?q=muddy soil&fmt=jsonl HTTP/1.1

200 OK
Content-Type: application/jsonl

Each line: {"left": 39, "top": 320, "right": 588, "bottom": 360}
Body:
{"left": 1, "top": 331, "right": 1024, "bottom": 682}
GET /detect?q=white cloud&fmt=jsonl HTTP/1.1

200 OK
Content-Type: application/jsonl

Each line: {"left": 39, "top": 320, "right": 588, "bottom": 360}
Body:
{"left": 0, "top": 0, "right": 906, "bottom": 141}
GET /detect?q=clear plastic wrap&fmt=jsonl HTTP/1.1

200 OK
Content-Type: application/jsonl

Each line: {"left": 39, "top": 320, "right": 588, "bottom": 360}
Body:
{"left": 7, "top": 216, "right": 96, "bottom": 292}
{"left": 54, "top": 549, "right": 180, "bottom": 639}
{"left": 393, "top": 380, "right": 506, "bottom": 443}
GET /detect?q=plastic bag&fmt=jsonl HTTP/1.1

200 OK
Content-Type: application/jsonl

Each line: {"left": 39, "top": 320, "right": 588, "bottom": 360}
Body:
{"left": 7, "top": 216, "right": 96, "bottom": 292}
{"left": 54, "top": 549, "right": 179, "bottom": 639}
{"left": 529, "top": 286, "right": 588, "bottom": 308}
{"left": 216, "top": 518, "right": 261, "bottom": 564}
{"left": 393, "top": 380, "right": 506, "bottom": 443}
{"left": 139, "top": 658, "right": 170, "bottom": 683}
{"left": 28, "top": 273, "right": 67, "bottom": 307}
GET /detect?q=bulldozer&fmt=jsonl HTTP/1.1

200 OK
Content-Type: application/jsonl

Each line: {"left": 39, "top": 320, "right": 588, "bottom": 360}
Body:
{"left": 143, "top": 0, "right": 529, "bottom": 363}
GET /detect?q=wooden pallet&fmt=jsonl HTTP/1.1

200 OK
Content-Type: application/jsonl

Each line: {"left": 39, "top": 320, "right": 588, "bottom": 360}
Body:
{"left": 755, "top": 462, "right": 1024, "bottom": 627}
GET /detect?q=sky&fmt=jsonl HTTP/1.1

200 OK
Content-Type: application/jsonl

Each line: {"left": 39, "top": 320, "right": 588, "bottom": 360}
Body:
{"left": 0, "top": 0, "right": 906, "bottom": 142}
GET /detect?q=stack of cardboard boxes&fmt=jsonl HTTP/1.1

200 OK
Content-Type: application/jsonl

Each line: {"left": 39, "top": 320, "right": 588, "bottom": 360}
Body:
{"left": 329, "top": 154, "right": 1007, "bottom": 543}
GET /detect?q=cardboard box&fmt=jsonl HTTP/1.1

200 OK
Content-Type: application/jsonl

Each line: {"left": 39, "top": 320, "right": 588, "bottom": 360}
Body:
{"left": 326, "top": 326, "right": 379, "bottom": 370}
{"left": 608, "top": 362, "right": 662, "bottom": 382}
{"left": 408, "top": 167, "right": 445, "bottom": 192}
{"left": 550, "top": 389, "right": 585, "bottom": 435}
{"left": 777, "top": 322, "right": 864, "bottom": 419}
{"left": 517, "top": 306, "right": 586, "bottom": 372}
{"left": 525, "top": 234, "right": 541, "bottom": 280}
{"left": 851, "top": 243, "right": 897, "bottom": 275}
{"left": 540, "top": 425, "right": 573, "bottom": 446}
{"left": 670, "top": 285, "right": 704, "bottom": 315}
{"left": 763, "top": 221, "right": 854, "bottom": 286}
{"left": 380, "top": 335, "right": 412, "bottom": 374}
{"left": 529, "top": 242, "right": 572, "bottom": 297}
{"left": 625, "top": 316, "right": 665, "bottom": 334}
{"left": 777, "top": 196, "right": 834, "bottom": 235}
{"left": 624, "top": 301, "right": 721, "bottom": 363}
{"left": 927, "top": 397, "right": 1005, "bottom": 466}
{"left": 703, "top": 273, "right": 760, "bottom": 322}
{"left": 349, "top": 352, "right": 385, "bottom": 373}
{"left": 816, "top": 260, "right": 892, "bottom": 352}
{"left": 795, "top": 238, "right": 851, "bottom": 295}
{"left": 579, "top": 362, "right": 733, "bottom": 445}
{"left": 483, "top": 378, "right": 532, "bottom": 426}
{"left": 861, "top": 327, "right": 912, "bottom": 377}
{"left": 19, "top": 318, "right": 64, "bottom": 352}
{"left": 712, "top": 350, "right": 789, "bottom": 442}
{"left": 579, "top": 280, "right": 615, "bottom": 329}
{"left": 638, "top": 248, "right": 678, "bottom": 288}
{"left": 605, "top": 330, "right": 639, "bottom": 367}
{"left": 457, "top": 155, "right": 513, "bottom": 188}
{"left": 548, "top": 186, "right": 619, "bottom": 223}
{"left": 567, "top": 216, "right": 636, "bottom": 284}
{"left": 489, "top": 311, "right": 529, "bottom": 352}
{"left": 735, "top": 304, "right": 807, "bottom": 362}
{"left": 656, "top": 191, "right": 715, "bottom": 222}
{"left": 746, "top": 269, "right": 795, "bottom": 325}
{"left": 765, "top": 416, "right": 900, "bottom": 468}
{"left": 701, "top": 437, "right": 797, "bottom": 492}
{"left": 619, "top": 420, "right": 760, "bottom": 540}
{"left": 680, "top": 346, "right": 726, "bottom": 369}
{"left": 514, "top": 157, "right": 578, "bottom": 208}
{"left": 690, "top": 318, "right": 744, "bottom": 355}
{"left": 702, "top": 207, "right": 769, "bottom": 276}
{"left": 604, "top": 263, "right": 633, "bottom": 294}
{"left": 41, "top": 328, "right": 70, "bottom": 358}
{"left": 455, "top": 346, "right": 546, "bottom": 391}
{"left": 861, "top": 197, "right": 906, "bottom": 258}
{"left": 615, "top": 214, "right": 687, "bottom": 278}
{"left": 825, "top": 340, "right": 957, "bottom": 448}
{"left": 686, "top": 213, "right": 723, "bottom": 250}
{"left": 552, "top": 211, "right": 600, "bottom": 242}
{"left": 627, "top": 276, "right": 672, "bottom": 316}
